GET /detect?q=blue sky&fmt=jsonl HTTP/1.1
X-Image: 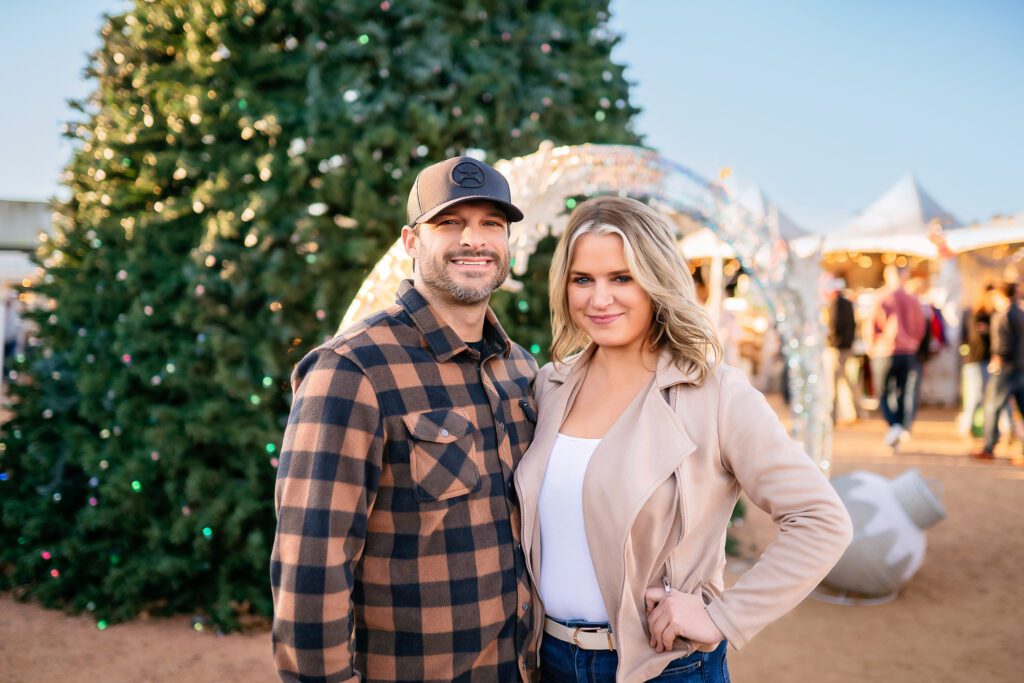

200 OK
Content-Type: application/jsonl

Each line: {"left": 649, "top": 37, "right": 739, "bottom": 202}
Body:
{"left": 1, "top": 0, "right": 1020, "bottom": 232}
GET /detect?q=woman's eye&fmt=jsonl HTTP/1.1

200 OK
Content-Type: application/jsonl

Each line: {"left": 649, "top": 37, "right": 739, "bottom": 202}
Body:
{"left": 571, "top": 276, "right": 591, "bottom": 285}
{"left": 614, "top": 275, "right": 633, "bottom": 283}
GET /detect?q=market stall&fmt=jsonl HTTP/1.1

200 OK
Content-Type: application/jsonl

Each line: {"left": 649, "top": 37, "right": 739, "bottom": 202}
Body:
{"left": 821, "top": 175, "right": 961, "bottom": 406}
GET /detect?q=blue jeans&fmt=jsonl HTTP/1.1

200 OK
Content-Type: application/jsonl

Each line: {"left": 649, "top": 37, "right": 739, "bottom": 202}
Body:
{"left": 982, "top": 370, "right": 1024, "bottom": 452}
{"left": 540, "top": 617, "right": 730, "bottom": 682}
{"left": 871, "top": 354, "right": 919, "bottom": 428}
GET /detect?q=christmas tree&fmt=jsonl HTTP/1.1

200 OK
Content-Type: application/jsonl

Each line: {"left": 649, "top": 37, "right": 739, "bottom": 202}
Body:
{"left": 1, "top": 0, "right": 640, "bottom": 629}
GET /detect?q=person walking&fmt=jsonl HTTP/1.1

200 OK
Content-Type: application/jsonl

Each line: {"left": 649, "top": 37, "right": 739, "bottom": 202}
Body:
{"left": 972, "top": 282, "right": 1024, "bottom": 461}
{"left": 825, "top": 279, "right": 865, "bottom": 424}
{"left": 867, "top": 265, "right": 926, "bottom": 450}
{"left": 515, "top": 197, "right": 852, "bottom": 682}
{"left": 271, "top": 156, "right": 539, "bottom": 682}
{"left": 959, "top": 286, "right": 994, "bottom": 436}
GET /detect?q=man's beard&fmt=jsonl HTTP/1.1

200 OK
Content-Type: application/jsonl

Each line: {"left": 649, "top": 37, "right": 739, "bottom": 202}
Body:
{"left": 419, "top": 247, "right": 510, "bottom": 305}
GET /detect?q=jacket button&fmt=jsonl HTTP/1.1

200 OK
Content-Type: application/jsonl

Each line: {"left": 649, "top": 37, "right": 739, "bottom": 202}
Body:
{"left": 440, "top": 428, "right": 449, "bottom": 437}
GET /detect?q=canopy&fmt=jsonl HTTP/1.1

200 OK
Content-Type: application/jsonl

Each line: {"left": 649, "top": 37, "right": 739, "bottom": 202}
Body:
{"left": 822, "top": 174, "right": 959, "bottom": 258}
{"left": 944, "top": 213, "right": 1024, "bottom": 254}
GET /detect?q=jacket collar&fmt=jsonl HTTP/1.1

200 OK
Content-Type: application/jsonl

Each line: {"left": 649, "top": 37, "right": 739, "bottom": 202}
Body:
{"left": 396, "top": 279, "right": 512, "bottom": 363}
{"left": 548, "top": 342, "right": 705, "bottom": 389}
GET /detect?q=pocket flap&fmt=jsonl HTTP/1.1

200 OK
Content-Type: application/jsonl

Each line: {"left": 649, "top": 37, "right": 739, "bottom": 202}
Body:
{"left": 402, "top": 408, "right": 476, "bottom": 443}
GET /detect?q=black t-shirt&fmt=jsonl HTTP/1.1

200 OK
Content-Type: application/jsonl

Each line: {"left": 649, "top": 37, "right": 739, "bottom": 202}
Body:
{"left": 829, "top": 295, "right": 856, "bottom": 350}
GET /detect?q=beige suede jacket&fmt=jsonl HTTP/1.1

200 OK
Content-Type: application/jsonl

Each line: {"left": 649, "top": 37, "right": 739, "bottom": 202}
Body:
{"left": 514, "top": 345, "right": 853, "bottom": 682}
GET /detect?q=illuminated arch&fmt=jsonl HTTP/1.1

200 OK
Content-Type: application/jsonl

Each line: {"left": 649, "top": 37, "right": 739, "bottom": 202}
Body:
{"left": 341, "top": 142, "right": 831, "bottom": 470}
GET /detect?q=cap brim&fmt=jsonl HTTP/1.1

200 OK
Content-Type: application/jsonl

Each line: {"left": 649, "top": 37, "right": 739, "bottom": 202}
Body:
{"left": 413, "top": 196, "right": 524, "bottom": 225}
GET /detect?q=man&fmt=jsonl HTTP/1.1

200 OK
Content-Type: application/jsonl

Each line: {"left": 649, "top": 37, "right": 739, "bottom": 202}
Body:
{"left": 972, "top": 282, "right": 1024, "bottom": 460}
{"left": 272, "top": 157, "right": 538, "bottom": 682}
{"left": 825, "top": 278, "right": 864, "bottom": 424}
{"left": 867, "top": 265, "right": 925, "bottom": 450}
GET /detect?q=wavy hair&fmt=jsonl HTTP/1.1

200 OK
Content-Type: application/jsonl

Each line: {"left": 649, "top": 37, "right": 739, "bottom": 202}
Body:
{"left": 549, "top": 196, "right": 722, "bottom": 385}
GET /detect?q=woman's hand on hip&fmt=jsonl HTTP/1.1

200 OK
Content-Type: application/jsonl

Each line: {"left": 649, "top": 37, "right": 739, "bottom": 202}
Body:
{"left": 643, "top": 586, "right": 724, "bottom": 652}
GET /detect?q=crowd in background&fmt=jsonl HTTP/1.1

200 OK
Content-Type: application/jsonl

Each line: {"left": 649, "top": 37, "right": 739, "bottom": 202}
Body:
{"left": 826, "top": 265, "right": 1024, "bottom": 462}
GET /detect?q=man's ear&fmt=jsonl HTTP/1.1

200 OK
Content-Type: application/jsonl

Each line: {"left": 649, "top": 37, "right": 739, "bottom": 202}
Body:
{"left": 401, "top": 224, "right": 419, "bottom": 259}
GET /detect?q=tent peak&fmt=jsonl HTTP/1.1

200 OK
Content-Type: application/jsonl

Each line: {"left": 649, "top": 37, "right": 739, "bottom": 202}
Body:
{"left": 841, "top": 174, "right": 959, "bottom": 238}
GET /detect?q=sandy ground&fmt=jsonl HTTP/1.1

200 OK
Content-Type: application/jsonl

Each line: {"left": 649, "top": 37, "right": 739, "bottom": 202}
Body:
{"left": 3, "top": 405, "right": 1022, "bottom": 682}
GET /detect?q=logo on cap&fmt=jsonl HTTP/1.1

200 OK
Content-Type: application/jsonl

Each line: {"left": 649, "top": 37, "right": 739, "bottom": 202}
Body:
{"left": 451, "top": 161, "right": 486, "bottom": 189}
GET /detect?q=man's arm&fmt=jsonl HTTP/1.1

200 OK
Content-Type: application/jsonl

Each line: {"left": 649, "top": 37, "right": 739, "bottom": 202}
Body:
{"left": 271, "top": 349, "right": 384, "bottom": 683}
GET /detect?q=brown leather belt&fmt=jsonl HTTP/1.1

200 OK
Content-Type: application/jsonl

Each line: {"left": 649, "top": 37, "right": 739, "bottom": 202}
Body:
{"left": 544, "top": 617, "right": 616, "bottom": 651}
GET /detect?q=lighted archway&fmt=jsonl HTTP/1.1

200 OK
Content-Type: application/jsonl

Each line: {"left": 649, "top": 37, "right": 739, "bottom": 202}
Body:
{"left": 340, "top": 143, "right": 831, "bottom": 470}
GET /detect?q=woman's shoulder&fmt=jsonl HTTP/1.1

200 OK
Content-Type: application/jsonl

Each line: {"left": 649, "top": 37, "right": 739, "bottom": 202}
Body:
{"left": 536, "top": 356, "right": 574, "bottom": 387}
{"left": 533, "top": 353, "right": 588, "bottom": 401}
{"left": 673, "top": 360, "right": 749, "bottom": 399}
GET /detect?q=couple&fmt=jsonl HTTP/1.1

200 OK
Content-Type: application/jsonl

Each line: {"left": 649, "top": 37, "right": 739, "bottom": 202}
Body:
{"left": 271, "top": 156, "right": 853, "bottom": 683}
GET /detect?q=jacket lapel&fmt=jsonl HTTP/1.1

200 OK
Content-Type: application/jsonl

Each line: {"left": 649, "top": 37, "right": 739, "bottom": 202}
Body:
{"left": 581, "top": 374, "right": 697, "bottom": 616}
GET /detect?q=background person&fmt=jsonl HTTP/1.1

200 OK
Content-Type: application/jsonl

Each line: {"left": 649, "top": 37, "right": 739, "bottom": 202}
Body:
{"left": 825, "top": 279, "right": 865, "bottom": 424}
{"left": 867, "top": 265, "right": 926, "bottom": 450}
{"left": 972, "top": 282, "right": 1024, "bottom": 461}
{"left": 960, "top": 285, "right": 995, "bottom": 436}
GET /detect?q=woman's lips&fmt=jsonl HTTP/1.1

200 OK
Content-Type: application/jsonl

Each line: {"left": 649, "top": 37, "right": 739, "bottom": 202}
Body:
{"left": 587, "top": 313, "right": 623, "bottom": 325}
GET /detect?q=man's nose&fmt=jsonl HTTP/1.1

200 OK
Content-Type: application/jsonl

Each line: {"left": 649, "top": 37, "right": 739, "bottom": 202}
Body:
{"left": 459, "top": 223, "right": 488, "bottom": 248}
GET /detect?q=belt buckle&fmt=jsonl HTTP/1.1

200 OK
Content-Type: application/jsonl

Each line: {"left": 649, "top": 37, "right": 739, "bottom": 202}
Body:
{"left": 572, "top": 626, "right": 613, "bottom": 650}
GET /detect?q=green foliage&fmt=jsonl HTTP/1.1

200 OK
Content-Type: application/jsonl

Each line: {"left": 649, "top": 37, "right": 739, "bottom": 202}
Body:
{"left": 491, "top": 234, "right": 561, "bottom": 364}
{"left": 0, "top": 0, "right": 639, "bottom": 629}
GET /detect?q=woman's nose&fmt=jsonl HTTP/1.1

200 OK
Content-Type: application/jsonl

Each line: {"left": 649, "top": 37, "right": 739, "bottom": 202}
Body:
{"left": 592, "top": 281, "right": 614, "bottom": 307}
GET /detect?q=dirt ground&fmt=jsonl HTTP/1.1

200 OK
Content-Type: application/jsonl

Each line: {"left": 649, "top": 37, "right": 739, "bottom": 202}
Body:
{"left": 3, "top": 405, "right": 1021, "bottom": 682}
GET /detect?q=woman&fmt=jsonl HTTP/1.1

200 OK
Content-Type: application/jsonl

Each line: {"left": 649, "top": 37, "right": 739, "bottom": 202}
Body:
{"left": 960, "top": 286, "right": 993, "bottom": 436}
{"left": 514, "top": 197, "right": 853, "bottom": 682}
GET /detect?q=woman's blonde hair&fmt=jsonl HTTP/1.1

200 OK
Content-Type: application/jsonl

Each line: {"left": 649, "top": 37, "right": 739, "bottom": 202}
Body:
{"left": 549, "top": 196, "right": 722, "bottom": 385}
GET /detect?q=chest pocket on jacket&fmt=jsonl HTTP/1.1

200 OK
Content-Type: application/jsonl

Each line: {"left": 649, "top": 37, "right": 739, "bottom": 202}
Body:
{"left": 403, "top": 408, "right": 481, "bottom": 502}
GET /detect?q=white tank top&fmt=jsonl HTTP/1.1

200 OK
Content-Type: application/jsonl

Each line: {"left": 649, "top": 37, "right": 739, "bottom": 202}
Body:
{"left": 537, "top": 433, "right": 609, "bottom": 622}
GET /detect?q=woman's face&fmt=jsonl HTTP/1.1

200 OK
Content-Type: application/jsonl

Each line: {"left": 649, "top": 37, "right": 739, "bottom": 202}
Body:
{"left": 567, "top": 232, "right": 654, "bottom": 353}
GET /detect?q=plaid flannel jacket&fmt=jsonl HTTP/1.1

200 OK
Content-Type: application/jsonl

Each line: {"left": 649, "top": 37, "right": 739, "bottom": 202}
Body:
{"left": 272, "top": 280, "right": 539, "bottom": 683}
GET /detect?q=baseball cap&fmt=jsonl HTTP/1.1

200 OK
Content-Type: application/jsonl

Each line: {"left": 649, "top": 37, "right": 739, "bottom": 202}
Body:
{"left": 406, "top": 156, "right": 524, "bottom": 226}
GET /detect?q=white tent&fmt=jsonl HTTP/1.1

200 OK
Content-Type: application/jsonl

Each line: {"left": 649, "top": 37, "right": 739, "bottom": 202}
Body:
{"left": 679, "top": 184, "right": 809, "bottom": 260}
{"left": 736, "top": 185, "right": 809, "bottom": 242}
{"left": 822, "top": 174, "right": 959, "bottom": 258}
{"left": 944, "top": 212, "right": 1024, "bottom": 254}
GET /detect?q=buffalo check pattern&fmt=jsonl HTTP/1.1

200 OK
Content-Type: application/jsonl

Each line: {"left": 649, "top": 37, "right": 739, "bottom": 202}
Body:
{"left": 272, "top": 280, "right": 538, "bottom": 683}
